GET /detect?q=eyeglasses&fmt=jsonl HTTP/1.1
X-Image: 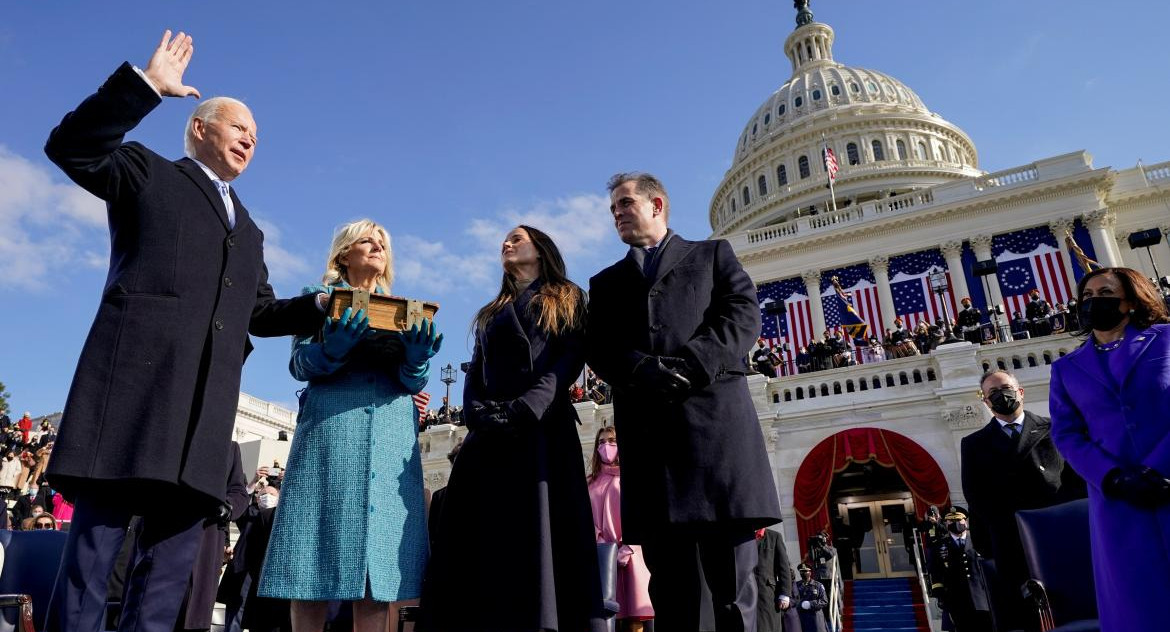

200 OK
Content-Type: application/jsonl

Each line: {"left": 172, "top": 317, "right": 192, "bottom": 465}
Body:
{"left": 33, "top": 522, "right": 54, "bottom": 530}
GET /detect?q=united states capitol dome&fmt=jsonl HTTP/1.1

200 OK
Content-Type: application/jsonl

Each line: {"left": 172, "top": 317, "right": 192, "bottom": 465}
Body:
{"left": 710, "top": 1, "right": 983, "bottom": 237}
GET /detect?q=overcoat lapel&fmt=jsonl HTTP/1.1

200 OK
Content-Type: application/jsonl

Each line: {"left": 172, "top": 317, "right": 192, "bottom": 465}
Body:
{"left": 1064, "top": 345, "right": 1113, "bottom": 391}
{"left": 650, "top": 232, "right": 695, "bottom": 288}
{"left": 1017, "top": 412, "right": 1047, "bottom": 456}
{"left": 177, "top": 158, "right": 231, "bottom": 231}
{"left": 1116, "top": 327, "right": 1159, "bottom": 386}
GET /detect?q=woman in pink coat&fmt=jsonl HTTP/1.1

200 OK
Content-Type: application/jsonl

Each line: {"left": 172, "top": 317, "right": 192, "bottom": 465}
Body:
{"left": 588, "top": 425, "right": 654, "bottom": 631}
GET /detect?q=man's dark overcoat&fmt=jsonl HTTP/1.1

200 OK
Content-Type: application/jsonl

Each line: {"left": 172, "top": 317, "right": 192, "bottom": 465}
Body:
{"left": 753, "top": 529, "right": 798, "bottom": 632}
{"left": 420, "top": 281, "right": 604, "bottom": 632}
{"left": 43, "top": 63, "right": 321, "bottom": 512}
{"left": 960, "top": 410, "right": 1086, "bottom": 593}
{"left": 587, "top": 232, "right": 781, "bottom": 542}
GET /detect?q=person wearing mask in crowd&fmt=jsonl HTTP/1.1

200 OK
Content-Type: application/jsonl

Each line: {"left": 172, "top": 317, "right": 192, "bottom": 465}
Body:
{"left": 587, "top": 173, "right": 781, "bottom": 631}
{"left": 805, "top": 532, "right": 838, "bottom": 622}
{"left": 795, "top": 346, "right": 812, "bottom": 374}
{"left": 28, "top": 513, "right": 58, "bottom": 531}
{"left": 0, "top": 450, "right": 21, "bottom": 499}
{"left": 218, "top": 485, "right": 288, "bottom": 632}
{"left": 1064, "top": 297, "right": 1080, "bottom": 332}
{"left": 1025, "top": 289, "right": 1053, "bottom": 338}
{"left": 957, "top": 298, "right": 983, "bottom": 345}
{"left": 1049, "top": 267, "right": 1170, "bottom": 632}
{"left": 260, "top": 219, "right": 440, "bottom": 632}
{"left": 420, "top": 226, "right": 604, "bottom": 632}
{"left": 752, "top": 527, "right": 796, "bottom": 632}
{"left": 913, "top": 322, "right": 932, "bottom": 354}
{"left": 587, "top": 426, "right": 653, "bottom": 632}
{"left": 961, "top": 369, "right": 1086, "bottom": 631}
{"left": 1010, "top": 311, "right": 1029, "bottom": 339}
{"left": 928, "top": 508, "right": 991, "bottom": 632}
{"left": 793, "top": 563, "right": 828, "bottom": 632}
{"left": 43, "top": 31, "right": 327, "bottom": 632}
{"left": 12, "top": 487, "right": 41, "bottom": 527}
{"left": 752, "top": 340, "right": 778, "bottom": 378}
{"left": 17, "top": 412, "right": 32, "bottom": 446}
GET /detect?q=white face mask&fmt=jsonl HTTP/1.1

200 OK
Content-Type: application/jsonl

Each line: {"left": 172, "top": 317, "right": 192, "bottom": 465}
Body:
{"left": 257, "top": 494, "right": 277, "bottom": 510}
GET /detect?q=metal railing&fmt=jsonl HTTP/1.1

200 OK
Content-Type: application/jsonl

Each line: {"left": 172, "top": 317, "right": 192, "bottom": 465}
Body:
{"left": 910, "top": 527, "right": 943, "bottom": 632}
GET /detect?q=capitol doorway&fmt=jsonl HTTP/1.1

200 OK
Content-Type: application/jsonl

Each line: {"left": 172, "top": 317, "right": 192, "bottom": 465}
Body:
{"left": 829, "top": 460, "right": 919, "bottom": 579}
{"left": 793, "top": 428, "right": 951, "bottom": 580}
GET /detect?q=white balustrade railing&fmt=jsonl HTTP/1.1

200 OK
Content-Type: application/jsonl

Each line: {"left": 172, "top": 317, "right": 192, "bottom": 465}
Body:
{"left": 972, "top": 164, "right": 1038, "bottom": 190}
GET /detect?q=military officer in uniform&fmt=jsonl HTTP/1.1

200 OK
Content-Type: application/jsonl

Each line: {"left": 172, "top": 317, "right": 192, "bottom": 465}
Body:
{"left": 1025, "top": 290, "right": 1053, "bottom": 338}
{"left": 956, "top": 298, "right": 983, "bottom": 344}
{"left": 929, "top": 508, "right": 992, "bottom": 632}
{"left": 793, "top": 563, "right": 828, "bottom": 632}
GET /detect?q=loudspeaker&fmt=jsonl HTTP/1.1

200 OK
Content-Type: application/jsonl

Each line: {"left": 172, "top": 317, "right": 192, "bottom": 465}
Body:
{"left": 1127, "top": 229, "right": 1163, "bottom": 249}
{"left": 972, "top": 259, "right": 998, "bottom": 277}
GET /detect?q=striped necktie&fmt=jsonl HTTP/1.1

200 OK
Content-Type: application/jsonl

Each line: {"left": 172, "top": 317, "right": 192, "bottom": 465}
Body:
{"left": 214, "top": 179, "right": 236, "bottom": 229}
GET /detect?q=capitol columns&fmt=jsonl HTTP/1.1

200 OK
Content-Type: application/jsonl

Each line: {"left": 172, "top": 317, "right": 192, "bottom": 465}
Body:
{"left": 1048, "top": 218, "right": 1080, "bottom": 287}
{"left": 801, "top": 269, "right": 828, "bottom": 336}
{"left": 940, "top": 241, "right": 971, "bottom": 304}
{"left": 970, "top": 234, "right": 1005, "bottom": 310}
{"left": 1083, "top": 209, "right": 1123, "bottom": 268}
{"left": 868, "top": 255, "right": 897, "bottom": 330}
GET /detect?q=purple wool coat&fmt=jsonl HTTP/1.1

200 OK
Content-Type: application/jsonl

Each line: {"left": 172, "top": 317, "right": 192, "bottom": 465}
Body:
{"left": 1049, "top": 323, "right": 1170, "bottom": 632}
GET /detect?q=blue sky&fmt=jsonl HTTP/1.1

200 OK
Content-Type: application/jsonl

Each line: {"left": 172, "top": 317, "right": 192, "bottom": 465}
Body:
{"left": 3, "top": 1, "right": 1168, "bottom": 415}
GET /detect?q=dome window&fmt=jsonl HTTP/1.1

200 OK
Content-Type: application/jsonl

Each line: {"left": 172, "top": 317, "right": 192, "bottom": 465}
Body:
{"left": 758, "top": 175, "right": 768, "bottom": 196}
{"left": 866, "top": 81, "right": 878, "bottom": 93}
{"left": 777, "top": 165, "right": 788, "bottom": 186}
{"left": 812, "top": 89, "right": 822, "bottom": 101}
{"left": 831, "top": 85, "right": 841, "bottom": 96}
{"left": 846, "top": 143, "right": 860, "bottom": 166}
{"left": 778, "top": 104, "right": 787, "bottom": 116}
{"left": 850, "top": 82, "right": 860, "bottom": 94}
{"left": 794, "top": 96, "right": 804, "bottom": 107}
{"left": 752, "top": 123, "right": 757, "bottom": 136}
{"left": 872, "top": 140, "right": 886, "bottom": 161}
{"left": 764, "top": 113, "right": 771, "bottom": 125}
{"left": 742, "top": 187, "right": 751, "bottom": 206}
{"left": 916, "top": 141, "right": 927, "bottom": 160}
{"left": 798, "top": 155, "right": 810, "bottom": 179}
{"left": 896, "top": 139, "right": 907, "bottom": 160}
{"left": 731, "top": 198, "right": 736, "bottom": 213}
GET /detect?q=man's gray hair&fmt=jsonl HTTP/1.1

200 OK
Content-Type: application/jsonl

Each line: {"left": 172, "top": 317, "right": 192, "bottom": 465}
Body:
{"left": 183, "top": 96, "right": 250, "bottom": 158}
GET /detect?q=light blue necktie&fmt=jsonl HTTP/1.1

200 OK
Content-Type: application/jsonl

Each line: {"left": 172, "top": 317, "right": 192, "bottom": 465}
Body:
{"left": 214, "top": 179, "right": 236, "bottom": 229}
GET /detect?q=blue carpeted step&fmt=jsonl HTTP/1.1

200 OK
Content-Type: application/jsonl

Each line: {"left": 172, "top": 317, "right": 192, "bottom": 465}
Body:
{"left": 846, "top": 579, "right": 928, "bottom": 632}
{"left": 851, "top": 594, "right": 914, "bottom": 605}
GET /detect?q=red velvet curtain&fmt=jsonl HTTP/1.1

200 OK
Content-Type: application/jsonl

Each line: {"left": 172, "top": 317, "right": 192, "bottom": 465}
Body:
{"left": 793, "top": 427, "right": 950, "bottom": 557}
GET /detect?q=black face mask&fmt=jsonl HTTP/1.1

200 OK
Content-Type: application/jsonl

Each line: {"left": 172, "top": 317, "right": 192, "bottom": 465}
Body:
{"left": 1079, "top": 297, "right": 1127, "bottom": 332}
{"left": 947, "top": 521, "right": 967, "bottom": 535}
{"left": 987, "top": 389, "right": 1020, "bottom": 416}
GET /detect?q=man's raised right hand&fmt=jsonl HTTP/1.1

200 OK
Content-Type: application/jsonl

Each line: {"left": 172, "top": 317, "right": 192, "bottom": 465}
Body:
{"left": 143, "top": 29, "right": 202, "bottom": 99}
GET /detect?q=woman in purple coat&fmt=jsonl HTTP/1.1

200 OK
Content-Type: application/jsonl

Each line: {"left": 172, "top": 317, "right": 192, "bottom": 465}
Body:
{"left": 1048, "top": 267, "right": 1170, "bottom": 631}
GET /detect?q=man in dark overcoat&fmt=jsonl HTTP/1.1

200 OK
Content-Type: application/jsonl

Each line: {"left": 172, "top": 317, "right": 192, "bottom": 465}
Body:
{"left": 752, "top": 528, "right": 798, "bottom": 632}
{"left": 43, "top": 31, "right": 323, "bottom": 632}
{"left": 961, "top": 369, "right": 1086, "bottom": 631}
{"left": 1025, "top": 290, "right": 1053, "bottom": 337}
{"left": 587, "top": 172, "right": 782, "bottom": 631}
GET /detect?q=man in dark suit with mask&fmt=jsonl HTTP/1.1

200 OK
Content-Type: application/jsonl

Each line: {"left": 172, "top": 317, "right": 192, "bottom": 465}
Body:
{"left": 588, "top": 172, "right": 781, "bottom": 631}
{"left": 960, "top": 369, "right": 1086, "bottom": 631}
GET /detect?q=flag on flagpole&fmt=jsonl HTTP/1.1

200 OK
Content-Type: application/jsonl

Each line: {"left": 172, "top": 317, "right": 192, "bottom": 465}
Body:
{"left": 823, "top": 144, "right": 839, "bottom": 181}
{"left": 412, "top": 392, "right": 431, "bottom": 418}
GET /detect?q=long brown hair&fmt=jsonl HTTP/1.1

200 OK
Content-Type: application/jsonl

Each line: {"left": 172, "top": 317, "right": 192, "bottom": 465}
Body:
{"left": 473, "top": 225, "right": 584, "bottom": 336}
{"left": 1075, "top": 267, "right": 1170, "bottom": 337}
{"left": 587, "top": 425, "right": 617, "bottom": 483}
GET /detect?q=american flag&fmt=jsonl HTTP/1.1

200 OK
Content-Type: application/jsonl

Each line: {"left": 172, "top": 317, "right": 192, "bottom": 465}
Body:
{"left": 412, "top": 391, "right": 431, "bottom": 418}
{"left": 757, "top": 277, "right": 810, "bottom": 374}
{"left": 993, "top": 227, "right": 1072, "bottom": 316}
{"left": 889, "top": 249, "right": 959, "bottom": 330}
{"left": 823, "top": 144, "right": 839, "bottom": 181}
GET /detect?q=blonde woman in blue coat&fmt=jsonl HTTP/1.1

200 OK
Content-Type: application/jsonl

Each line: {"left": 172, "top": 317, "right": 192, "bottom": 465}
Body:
{"left": 259, "top": 219, "right": 442, "bottom": 632}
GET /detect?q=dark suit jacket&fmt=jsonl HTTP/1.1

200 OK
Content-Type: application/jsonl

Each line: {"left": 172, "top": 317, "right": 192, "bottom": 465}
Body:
{"left": 43, "top": 63, "right": 322, "bottom": 511}
{"left": 587, "top": 231, "right": 781, "bottom": 541}
{"left": 961, "top": 410, "right": 1085, "bottom": 563}
{"left": 754, "top": 529, "right": 797, "bottom": 632}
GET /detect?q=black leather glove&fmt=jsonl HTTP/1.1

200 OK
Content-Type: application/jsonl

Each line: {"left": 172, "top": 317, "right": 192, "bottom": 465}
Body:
{"left": 632, "top": 356, "right": 692, "bottom": 402}
{"left": 1103, "top": 466, "right": 1170, "bottom": 508}
{"left": 468, "top": 400, "right": 509, "bottom": 432}
{"left": 214, "top": 501, "right": 232, "bottom": 528}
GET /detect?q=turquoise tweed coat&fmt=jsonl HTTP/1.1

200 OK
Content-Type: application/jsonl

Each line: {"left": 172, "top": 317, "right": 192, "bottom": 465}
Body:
{"left": 259, "top": 284, "right": 430, "bottom": 601}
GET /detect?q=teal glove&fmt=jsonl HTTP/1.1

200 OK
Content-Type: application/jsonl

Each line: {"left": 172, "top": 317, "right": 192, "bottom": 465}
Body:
{"left": 322, "top": 307, "right": 369, "bottom": 361}
{"left": 397, "top": 318, "right": 443, "bottom": 366}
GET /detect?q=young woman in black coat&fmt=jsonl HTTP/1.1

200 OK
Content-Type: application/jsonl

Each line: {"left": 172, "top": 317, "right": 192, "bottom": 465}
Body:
{"left": 419, "top": 225, "right": 605, "bottom": 632}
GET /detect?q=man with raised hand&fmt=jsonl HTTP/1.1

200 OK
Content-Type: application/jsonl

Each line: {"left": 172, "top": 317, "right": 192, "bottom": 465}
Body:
{"left": 44, "top": 31, "right": 324, "bottom": 632}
